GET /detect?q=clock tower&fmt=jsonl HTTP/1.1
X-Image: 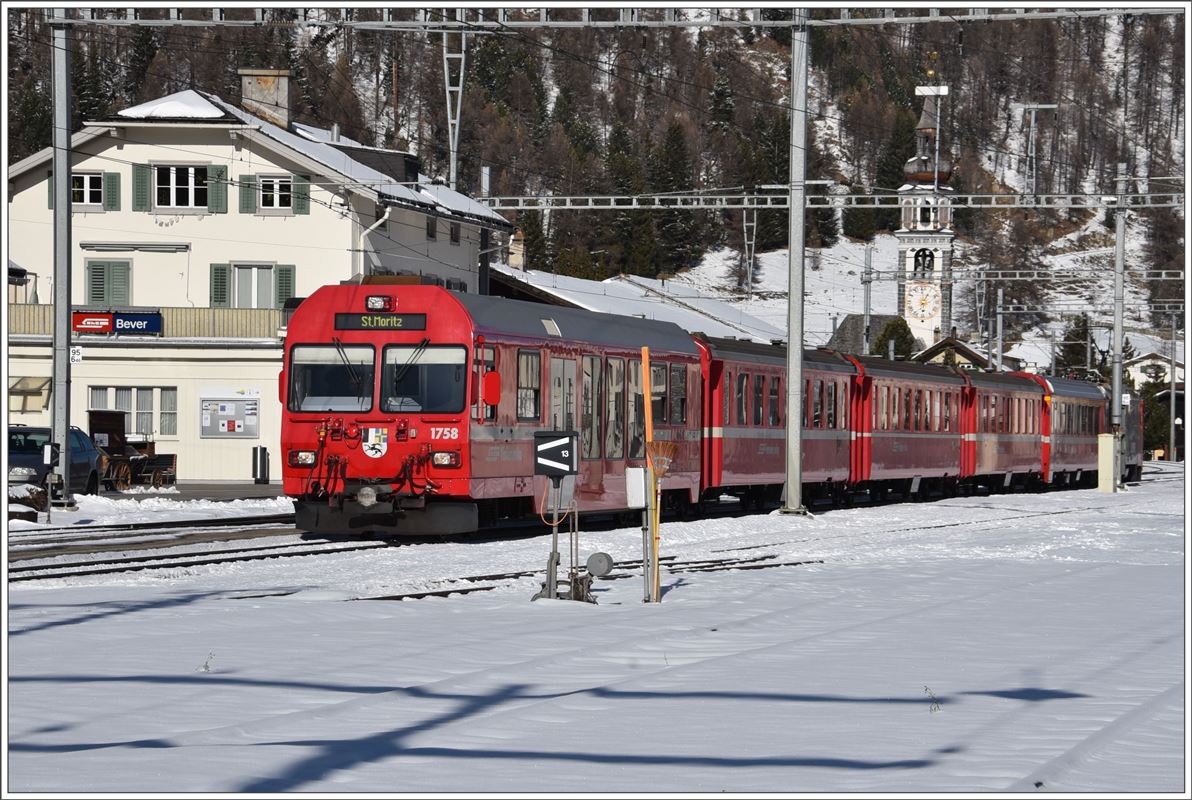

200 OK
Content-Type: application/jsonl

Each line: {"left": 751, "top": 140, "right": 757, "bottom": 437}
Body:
{"left": 896, "top": 91, "right": 955, "bottom": 348}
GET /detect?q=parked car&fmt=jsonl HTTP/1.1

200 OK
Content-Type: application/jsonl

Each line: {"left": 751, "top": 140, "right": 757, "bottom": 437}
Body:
{"left": 8, "top": 425, "right": 105, "bottom": 495}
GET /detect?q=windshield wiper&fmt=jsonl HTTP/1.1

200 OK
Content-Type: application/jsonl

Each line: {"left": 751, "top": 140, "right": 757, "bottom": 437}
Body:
{"left": 332, "top": 337, "right": 364, "bottom": 402}
{"left": 392, "top": 338, "right": 431, "bottom": 391}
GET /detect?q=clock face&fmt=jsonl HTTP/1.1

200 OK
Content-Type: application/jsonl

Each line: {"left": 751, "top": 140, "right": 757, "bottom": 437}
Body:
{"left": 906, "top": 282, "right": 941, "bottom": 321}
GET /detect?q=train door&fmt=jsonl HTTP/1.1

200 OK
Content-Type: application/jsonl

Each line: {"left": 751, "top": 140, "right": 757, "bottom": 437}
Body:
{"left": 549, "top": 356, "right": 577, "bottom": 431}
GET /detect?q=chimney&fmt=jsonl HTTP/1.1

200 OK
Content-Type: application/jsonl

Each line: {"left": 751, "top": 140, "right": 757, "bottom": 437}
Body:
{"left": 238, "top": 68, "right": 292, "bottom": 129}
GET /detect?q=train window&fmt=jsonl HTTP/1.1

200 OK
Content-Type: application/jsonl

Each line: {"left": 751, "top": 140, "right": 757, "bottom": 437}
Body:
{"left": 812, "top": 379, "right": 823, "bottom": 428}
{"left": 753, "top": 375, "right": 764, "bottom": 425}
{"left": 943, "top": 392, "right": 951, "bottom": 431}
{"left": 826, "top": 382, "right": 836, "bottom": 428}
{"left": 605, "top": 358, "right": 625, "bottom": 458}
{"left": 737, "top": 373, "right": 748, "bottom": 425}
{"left": 878, "top": 385, "right": 887, "bottom": 431}
{"left": 288, "top": 343, "right": 375, "bottom": 412}
{"left": 472, "top": 345, "right": 496, "bottom": 421}
{"left": 913, "top": 390, "right": 922, "bottom": 432}
{"left": 516, "top": 350, "right": 542, "bottom": 420}
{"left": 381, "top": 345, "right": 467, "bottom": 414}
{"left": 888, "top": 386, "right": 897, "bottom": 430}
{"left": 549, "top": 357, "right": 577, "bottom": 431}
{"left": 724, "top": 370, "right": 732, "bottom": 426}
{"left": 803, "top": 379, "right": 811, "bottom": 427}
{"left": 670, "top": 364, "right": 687, "bottom": 425}
{"left": 650, "top": 363, "right": 668, "bottom": 425}
{"left": 769, "top": 377, "right": 781, "bottom": 426}
{"left": 904, "top": 388, "right": 912, "bottom": 430}
{"left": 628, "top": 359, "right": 645, "bottom": 458}
{"left": 582, "top": 356, "right": 602, "bottom": 460}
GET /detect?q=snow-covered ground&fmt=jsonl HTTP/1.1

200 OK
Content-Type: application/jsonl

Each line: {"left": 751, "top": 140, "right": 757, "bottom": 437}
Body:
{"left": 5, "top": 464, "right": 1186, "bottom": 793}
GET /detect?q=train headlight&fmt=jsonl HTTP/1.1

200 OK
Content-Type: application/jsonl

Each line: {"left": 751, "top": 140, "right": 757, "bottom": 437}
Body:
{"left": 8, "top": 466, "right": 37, "bottom": 481}
{"left": 357, "top": 485, "right": 378, "bottom": 507}
{"left": 432, "top": 451, "right": 461, "bottom": 468}
{"left": 288, "top": 450, "right": 317, "bottom": 466}
{"left": 365, "top": 295, "right": 393, "bottom": 311}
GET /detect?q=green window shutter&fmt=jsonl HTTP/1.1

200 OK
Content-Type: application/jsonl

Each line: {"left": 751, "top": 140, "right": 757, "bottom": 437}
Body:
{"left": 210, "top": 263, "right": 231, "bottom": 308}
{"left": 47, "top": 170, "right": 54, "bottom": 209}
{"left": 207, "top": 164, "right": 227, "bottom": 213}
{"left": 102, "top": 172, "right": 121, "bottom": 211}
{"left": 86, "top": 262, "right": 106, "bottom": 304}
{"left": 292, "top": 174, "right": 310, "bottom": 215}
{"left": 132, "top": 164, "right": 151, "bottom": 212}
{"left": 275, "top": 264, "right": 295, "bottom": 308}
{"left": 238, "top": 174, "right": 257, "bottom": 213}
{"left": 109, "top": 262, "right": 130, "bottom": 305}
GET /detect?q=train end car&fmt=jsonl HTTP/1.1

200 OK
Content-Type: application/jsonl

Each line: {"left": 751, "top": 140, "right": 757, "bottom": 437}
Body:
{"left": 280, "top": 282, "right": 702, "bottom": 535}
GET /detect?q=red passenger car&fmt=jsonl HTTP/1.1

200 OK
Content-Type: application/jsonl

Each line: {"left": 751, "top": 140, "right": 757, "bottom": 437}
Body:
{"left": 960, "top": 371, "right": 1048, "bottom": 490}
{"left": 281, "top": 283, "right": 701, "bottom": 534}
{"left": 849, "top": 356, "right": 966, "bottom": 498}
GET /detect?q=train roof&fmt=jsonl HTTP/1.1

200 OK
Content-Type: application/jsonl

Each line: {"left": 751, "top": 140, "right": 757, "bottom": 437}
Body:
{"left": 963, "top": 370, "right": 1046, "bottom": 393}
{"left": 852, "top": 355, "right": 967, "bottom": 384}
{"left": 1042, "top": 375, "right": 1109, "bottom": 400}
{"left": 699, "top": 337, "right": 856, "bottom": 372}
{"left": 452, "top": 292, "right": 701, "bottom": 355}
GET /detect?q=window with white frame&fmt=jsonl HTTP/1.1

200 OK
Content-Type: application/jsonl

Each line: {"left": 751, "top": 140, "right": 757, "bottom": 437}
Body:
{"left": 258, "top": 176, "right": 293, "bottom": 209}
{"left": 155, "top": 165, "right": 208, "bottom": 209}
{"left": 90, "top": 386, "right": 178, "bottom": 437}
{"left": 233, "top": 264, "right": 276, "bottom": 309}
{"left": 71, "top": 173, "right": 103, "bottom": 205}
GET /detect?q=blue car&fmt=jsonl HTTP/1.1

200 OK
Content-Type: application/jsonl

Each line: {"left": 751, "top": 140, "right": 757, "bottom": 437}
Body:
{"left": 8, "top": 425, "right": 105, "bottom": 495}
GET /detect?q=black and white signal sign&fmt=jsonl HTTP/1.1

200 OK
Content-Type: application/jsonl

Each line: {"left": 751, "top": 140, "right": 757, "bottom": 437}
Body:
{"left": 534, "top": 431, "right": 578, "bottom": 478}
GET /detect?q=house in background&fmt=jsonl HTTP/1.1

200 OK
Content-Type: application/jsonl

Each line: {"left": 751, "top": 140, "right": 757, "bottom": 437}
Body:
{"left": 1125, "top": 351, "right": 1185, "bottom": 388}
{"left": 7, "top": 68, "right": 511, "bottom": 309}
{"left": 5, "top": 69, "right": 510, "bottom": 482}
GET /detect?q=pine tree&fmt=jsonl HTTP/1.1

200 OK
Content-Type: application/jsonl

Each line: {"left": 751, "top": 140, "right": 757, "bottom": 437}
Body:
{"left": 708, "top": 71, "right": 735, "bottom": 131}
{"left": 650, "top": 122, "right": 702, "bottom": 274}
{"left": 842, "top": 187, "right": 877, "bottom": 241}
{"left": 521, "top": 211, "right": 550, "bottom": 273}
{"left": 874, "top": 107, "right": 918, "bottom": 231}
{"left": 872, "top": 317, "right": 918, "bottom": 358}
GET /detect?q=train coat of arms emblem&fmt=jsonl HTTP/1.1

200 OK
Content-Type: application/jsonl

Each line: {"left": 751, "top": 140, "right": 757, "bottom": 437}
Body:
{"left": 363, "top": 427, "right": 388, "bottom": 458}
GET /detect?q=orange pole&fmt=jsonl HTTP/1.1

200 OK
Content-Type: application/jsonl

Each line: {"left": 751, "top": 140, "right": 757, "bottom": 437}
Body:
{"left": 642, "top": 347, "right": 662, "bottom": 602}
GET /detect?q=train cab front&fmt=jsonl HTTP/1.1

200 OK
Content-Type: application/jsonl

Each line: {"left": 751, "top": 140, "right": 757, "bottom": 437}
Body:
{"left": 280, "top": 285, "right": 478, "bottom": 536}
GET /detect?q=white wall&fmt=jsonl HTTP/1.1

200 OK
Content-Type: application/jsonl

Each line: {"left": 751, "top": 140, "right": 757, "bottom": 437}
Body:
{"left": 8, "top": 340, "right": 284, "bottom": 482}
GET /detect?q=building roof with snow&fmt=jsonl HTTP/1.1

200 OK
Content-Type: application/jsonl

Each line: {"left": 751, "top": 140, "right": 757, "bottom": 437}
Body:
{"left": 490, "top": 264, "right": 787, "bottom": 344}
{"left": 12, "top": 88, "right": 511, "bottom": 232}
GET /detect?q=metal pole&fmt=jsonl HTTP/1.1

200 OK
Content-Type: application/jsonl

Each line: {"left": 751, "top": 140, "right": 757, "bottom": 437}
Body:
{"left": 781, "top": 8, "right": 809, "bottom": 515}
{"left": 1027, "top": 108, "right": 1037, "bottom": 196}
{"left": 51, "top": 9, "right": 74, "bottom": 505}
{"left": 862, "top": 244, "right": 873, "bottom": 355}
{"left": 1111, "top": 162, "right": 1128, "bottom": 489}
{"left": 1170, "top": 313, "right": 1178, "bottom": 461}
{"left": 995, "top": 287, "right": 1004, "bottom": 371}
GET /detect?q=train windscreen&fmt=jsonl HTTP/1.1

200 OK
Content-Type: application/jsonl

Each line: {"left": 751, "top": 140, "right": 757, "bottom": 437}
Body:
{"left": 381, "top": 345, "right": 467, "bottom": 413}
{"left": 288, "top": 343, "right": 375, "bottom": 412}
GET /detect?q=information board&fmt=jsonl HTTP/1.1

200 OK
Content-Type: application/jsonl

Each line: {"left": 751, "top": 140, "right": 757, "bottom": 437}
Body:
{"left": 199, "top": 397, "right": 260, "bottom": 439}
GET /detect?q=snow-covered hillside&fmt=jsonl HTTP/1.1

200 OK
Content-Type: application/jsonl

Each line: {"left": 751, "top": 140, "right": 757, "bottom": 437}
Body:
{"left": 669, "top": 212, "right": 1179, "bottom": 367}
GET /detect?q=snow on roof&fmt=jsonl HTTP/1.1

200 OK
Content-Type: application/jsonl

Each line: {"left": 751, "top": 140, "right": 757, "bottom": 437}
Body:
{"left": 117, "top": 90, "right": 228, "bottom": 119}
{"left": 292, "top": 121, "right": 366, "bottom": 148}
{"left": 492, "top": 264, "right": 786, "bottom": 343}
{"left": 199, "top": 93, "right": 507, "bottom": 228}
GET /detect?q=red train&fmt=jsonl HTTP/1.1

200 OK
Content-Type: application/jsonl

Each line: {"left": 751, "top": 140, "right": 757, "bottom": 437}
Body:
{"left": 280, "top": 283, "right": 1144, "bottom": 535}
